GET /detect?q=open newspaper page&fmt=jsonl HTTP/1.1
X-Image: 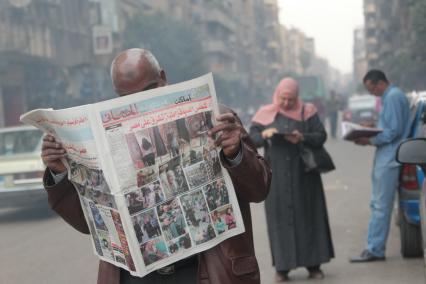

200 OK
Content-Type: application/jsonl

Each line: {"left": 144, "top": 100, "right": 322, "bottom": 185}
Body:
{"left": 21, "top": 73, "right": 245, "bottom": 277}
{"left": 20, "top": 106, "right": 137, "bottom": 272}
{"left": 341, "top": 121, "right": 383, "bottom": 141}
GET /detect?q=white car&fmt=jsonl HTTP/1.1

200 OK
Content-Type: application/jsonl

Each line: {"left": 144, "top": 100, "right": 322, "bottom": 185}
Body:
{"left": 0, "top": 125, "right": 46, "bottom": 206}
{"left": 342, "top": 94, "right": 379, "bottom": 125}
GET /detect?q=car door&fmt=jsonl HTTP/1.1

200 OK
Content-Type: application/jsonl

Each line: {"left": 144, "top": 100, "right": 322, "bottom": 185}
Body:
{"left": 420, "top": 104, "right": 426, "bottom": 268}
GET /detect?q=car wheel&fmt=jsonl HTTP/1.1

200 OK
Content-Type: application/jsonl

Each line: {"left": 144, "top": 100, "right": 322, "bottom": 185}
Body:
{"left": 394, "top": 203, "right": 400, "bottom": 227}
{"left": 399, "top": 206, "right": 423, "bottom": 257}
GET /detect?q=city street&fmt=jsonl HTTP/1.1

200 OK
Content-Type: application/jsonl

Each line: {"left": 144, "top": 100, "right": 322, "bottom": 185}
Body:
{"left": 254, "top": 138, "right": 425, "bottom": 284}
{"left": 0, "top": 137, "right": 424, "bottom": 284}
{"left": 0, "top": 0, "right": 423, "bottom": 283}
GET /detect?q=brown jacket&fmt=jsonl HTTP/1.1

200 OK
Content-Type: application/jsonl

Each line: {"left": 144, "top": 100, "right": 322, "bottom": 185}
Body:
{"left": 44, "top": 109, "right": 271, "bottom": 284}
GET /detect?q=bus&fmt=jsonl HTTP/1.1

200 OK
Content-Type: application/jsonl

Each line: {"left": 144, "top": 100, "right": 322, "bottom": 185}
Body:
{"left": 296, "top": 75, "right": 327, "bottom": 121}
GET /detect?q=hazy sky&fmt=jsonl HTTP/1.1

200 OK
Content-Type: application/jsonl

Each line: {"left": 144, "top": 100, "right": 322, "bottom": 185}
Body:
{"left": 278, "top": 0, "right": 364, "bottom": 74}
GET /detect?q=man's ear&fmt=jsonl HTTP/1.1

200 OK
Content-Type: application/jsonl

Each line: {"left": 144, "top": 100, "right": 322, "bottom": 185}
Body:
{"left": 160, "top": 70, "right": 167, "bottom": 85}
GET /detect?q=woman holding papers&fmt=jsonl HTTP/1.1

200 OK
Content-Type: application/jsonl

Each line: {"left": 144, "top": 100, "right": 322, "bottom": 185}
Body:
{"left": 250, "top": 77, "right": 334, "bottom": 281}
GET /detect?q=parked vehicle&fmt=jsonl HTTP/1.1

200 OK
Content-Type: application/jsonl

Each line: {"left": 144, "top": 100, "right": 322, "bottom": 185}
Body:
{"left": 297, "top": 75, "right": 327, "bottom": 122}
{"left": 0, "top": 125, "right": 45, "bottom": 207}
{"left": 342, "top": 94, "right": 379, "bottom": 125}
{"left": 397, "top": 137, "right": 426, "bottom": 265}
{"left": 396, "top": 97, "right": 426, "bottom": 257}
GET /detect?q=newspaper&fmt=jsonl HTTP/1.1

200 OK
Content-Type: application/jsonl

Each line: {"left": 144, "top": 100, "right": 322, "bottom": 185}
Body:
{"left": 20, "top": 73, "right": 245, "bottom": 277}
{"left": 341, "top": 121, "right": 383, "bottom": 141}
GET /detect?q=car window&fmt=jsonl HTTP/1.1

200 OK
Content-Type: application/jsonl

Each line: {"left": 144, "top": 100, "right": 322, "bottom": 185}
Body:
{"left": 348, "top": 97, "right": 376, "bottom": 110}
{"left": 419, "top": 101, "right": 426, "bottom": 137}
{"left": 0, "top": 129, "right": 43, "bottom": 156}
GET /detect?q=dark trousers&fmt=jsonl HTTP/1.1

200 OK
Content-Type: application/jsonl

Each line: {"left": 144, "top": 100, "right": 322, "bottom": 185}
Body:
{"left": 120, "top": 258, "right": 198, "bottom": 284}
{"left": 329, "top": 112, "right": 338, "bottom": 138}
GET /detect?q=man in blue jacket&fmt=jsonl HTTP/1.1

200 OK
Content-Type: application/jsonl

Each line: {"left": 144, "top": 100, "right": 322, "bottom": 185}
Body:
{"left": 350, "top": 70, "right": 410, "bottom": 262}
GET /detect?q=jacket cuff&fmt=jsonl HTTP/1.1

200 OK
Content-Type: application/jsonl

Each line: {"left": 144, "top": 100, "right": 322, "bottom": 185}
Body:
{"left": 369, "top": 136, "right": 378, "bottom": 146}
{"left": 220, "top": 142, "right": 270, "bottom": 202}
{"left": 220, "top": 142, "right": 250, "bottom": 172}
{"left": 43, "top": 169, "right": 72, "bottom": 205}
{"left": 49, "top": 169, "right": 67, "bottom": 184}
{"left": 220, "top": 142, "right": 243, "bottom": 168}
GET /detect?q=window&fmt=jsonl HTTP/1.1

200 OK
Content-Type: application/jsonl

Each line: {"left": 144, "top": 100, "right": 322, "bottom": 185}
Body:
{"left": 0, "top": 129, "right": 43, "bottom": 155}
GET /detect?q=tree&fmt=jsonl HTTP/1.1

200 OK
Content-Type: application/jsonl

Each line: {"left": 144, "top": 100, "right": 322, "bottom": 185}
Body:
{"left": 123, "top": 12, "right": 208, "bottom": 84}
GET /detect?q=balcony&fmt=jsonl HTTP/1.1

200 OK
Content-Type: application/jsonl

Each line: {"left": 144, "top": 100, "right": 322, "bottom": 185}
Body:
{"left": 365, "top": 3, "right": 376, "bottom": 14}
{"left": 366, "top": 37, "right": 378, "bottom": 45}
{"left": 0, "top": 17, "right": 91, "bottom": 67}
{"left": 269, "top": 62, "right": 282, "bottom": 70}
{"left": 264, "top": 0, "right": 278, "bottom": 5}
{"left": 380, "top": 42, "right": 392, "bottom": 53}
{"left": 204, "top": 40, "right": 230, "bottom": 55}
{"left": 367, "top": 52, "right": 378, "bottom": 60}
{"left": 203, "top": 40, "right": 234, "bottom": 59}
{"left": 266, "top": 40, "right": 280, "bottom": 49}
{"left": 0, "top": 18, "right": 54, "bottom": 60}
{"left": 366, "top": 19, "right": 376, "bottom": 29}
{"left": 203, "top": 9, "right": 236, "bottom": 33}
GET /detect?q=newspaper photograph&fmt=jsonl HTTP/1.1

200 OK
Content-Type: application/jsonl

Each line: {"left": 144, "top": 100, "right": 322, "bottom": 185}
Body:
{"left": 20, "top": 73, "right": 245, "bottom": 277}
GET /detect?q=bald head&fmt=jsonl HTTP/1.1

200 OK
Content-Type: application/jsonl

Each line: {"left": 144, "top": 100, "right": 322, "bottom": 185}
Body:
{"left": 110, "top": 48, "right": 167, "bottom": 96}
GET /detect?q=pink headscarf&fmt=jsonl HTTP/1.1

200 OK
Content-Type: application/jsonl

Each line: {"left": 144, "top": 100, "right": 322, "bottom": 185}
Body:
{"left": 252, "top": 77, "right": 317, "bottom": 125}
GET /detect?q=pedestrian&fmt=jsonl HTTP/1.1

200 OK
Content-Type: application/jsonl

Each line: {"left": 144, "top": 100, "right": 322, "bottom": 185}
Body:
{"left": 350, "top": 70, "right": 410, "bottom": 263}
{"left": 140, "top": 137, "right": 155, "bottom": 166}
{"left": 224, "top": 208, "right": 236, "bottom": 229}
{"left": 250, "top": 77, "right": 334, "bottom": 281}
{"left": 167, "top": 132, "right": 180, "bottom": 157}
{"left": 159, "top": 164, "right": 172, "bottom": 197}
{"left": 326, "top": 90, "right": 340, "bottom": 139}
{"left": 134, "top": 219, "right": 143, "bottom": 244}
{"left": 166, "top": 169, "right": 179, "bottom": 194}
{"left": 144, "top": 217, "right": 156, "bottom": 239}
{"left": 40, "top": 48, "right": 271, "bottom": 284}
{"left": 213, "top": 211, "right": 226, "bottom": 234}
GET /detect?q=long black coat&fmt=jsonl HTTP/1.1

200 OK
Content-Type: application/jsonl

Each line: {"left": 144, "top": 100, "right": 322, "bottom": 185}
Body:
{"left": 250, "top": 113, "right": 334, "bottom": 271}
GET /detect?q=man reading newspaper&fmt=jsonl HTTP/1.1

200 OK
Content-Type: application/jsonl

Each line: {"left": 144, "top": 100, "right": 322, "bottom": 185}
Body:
{"left": 349, "top": 70, "right": 410, "bottom": 263}
{"left": 41, "top": 48, "right": 271, "bottom": 284}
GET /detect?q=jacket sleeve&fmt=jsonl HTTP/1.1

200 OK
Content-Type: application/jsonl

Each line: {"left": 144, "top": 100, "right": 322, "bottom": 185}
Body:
{"left": 43, "top": 169, "right": 90, "bottom": 234}
{"left": 221, "top": 139, "right": 271, "bottom": 203}
{"left": 218, "top": 105, "right": 272, "bottom": 203}
{"left": 370, "top": 91, "right": 409, "bottom": 146}
{"left": 248, "top": 123, "right": 266, "bottom": 148}
{"left": 301, "top": 114, "right": 327, "bottom": 148}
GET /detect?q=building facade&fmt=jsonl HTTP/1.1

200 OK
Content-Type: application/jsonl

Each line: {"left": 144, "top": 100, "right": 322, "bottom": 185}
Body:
{"left": 353, "top": 27, "right": 368, "bottom": 86}
{"left": 0, "top": 0, "right": 94, "bottom": 127}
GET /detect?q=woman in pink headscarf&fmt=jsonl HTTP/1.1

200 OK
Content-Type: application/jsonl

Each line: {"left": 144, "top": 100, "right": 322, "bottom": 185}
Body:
{"left": 250, "top": 77, "right": 334, "bottom": 282}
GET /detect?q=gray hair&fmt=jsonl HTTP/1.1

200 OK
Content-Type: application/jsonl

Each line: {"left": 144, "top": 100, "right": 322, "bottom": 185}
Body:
{"left": 110, "top": 48, "right": 161, "bottom": 81}
{"left": 141, "top": 49, "right": 161, "bottom": 74}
